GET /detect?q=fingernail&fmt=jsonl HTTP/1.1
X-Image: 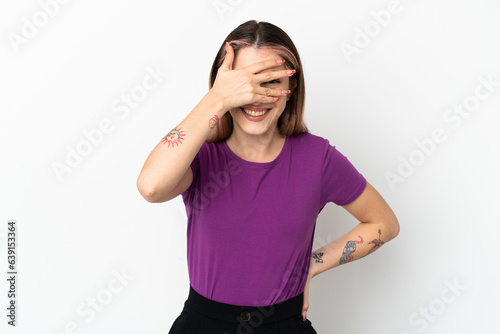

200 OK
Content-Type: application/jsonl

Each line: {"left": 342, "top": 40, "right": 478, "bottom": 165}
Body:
{"left": 273, "top": 97, "right": 280, "bottom": 101}
{"left": 277, "top": 59, "right": 285, "bottom": 65}
{"left": 282, "top": 90, "right": 291, "bottom": 95}
{"left": 225, "top": 42, "right": 229, "bottom": 51}
{"left": 287, "top": 69, "right": 296, "bottom": 76}
{"left": 303, "top": 316, "right": 306, "bottom": 321}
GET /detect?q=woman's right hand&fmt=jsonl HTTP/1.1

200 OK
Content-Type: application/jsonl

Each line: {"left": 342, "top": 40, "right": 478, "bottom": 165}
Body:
{"left": 209, "top": 42, "right": 293, "bottom": 112}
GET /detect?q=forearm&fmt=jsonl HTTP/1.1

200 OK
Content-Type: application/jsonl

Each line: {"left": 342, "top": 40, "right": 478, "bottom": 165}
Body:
{"left": 310, "top": 221, "right": 398, "bottom": 277}
{"left": 137, "top": 91, "right": 226, "bottom": 201}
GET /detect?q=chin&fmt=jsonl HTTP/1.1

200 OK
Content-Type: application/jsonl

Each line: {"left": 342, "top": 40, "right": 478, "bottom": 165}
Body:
{"left": 233, "top": 121, "right": 268, "bottom": 135}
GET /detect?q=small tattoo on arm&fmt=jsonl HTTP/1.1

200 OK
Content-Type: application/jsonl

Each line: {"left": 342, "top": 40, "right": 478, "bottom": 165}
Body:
{"left": 339, "top": 235, "right": 363, "bottom": 265}
{"left": 368, "top": 229, "right": 385, "bottom": 254}
{"left": 312, "top": 252, "right": 324, "bottom": 263}
{"left": 161, "top": 127, "right": 185, "bottom": 147}
{"left": 209, "top": 115, "right": 219, "bottom": 129}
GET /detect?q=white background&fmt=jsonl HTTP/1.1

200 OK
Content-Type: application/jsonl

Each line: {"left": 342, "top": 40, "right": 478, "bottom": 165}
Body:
{"left": 1, "top": 0, "right": 499, "bottom": 333}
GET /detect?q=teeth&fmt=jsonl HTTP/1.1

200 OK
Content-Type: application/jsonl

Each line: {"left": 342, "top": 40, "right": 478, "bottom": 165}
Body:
{"left": 243, "top": 108, "right": 269, "bottom": 116}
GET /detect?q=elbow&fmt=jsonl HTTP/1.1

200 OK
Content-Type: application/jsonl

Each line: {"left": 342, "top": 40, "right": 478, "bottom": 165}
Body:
{"left": 388, "top": 215, "right": 400, "bottom": 240}
{"left": 137, "top": 176, "right": 160, "bottom": 203}
{"left": 137, "top": 184, "right": 157, "bottom": 203}
{"left": 141, "top": 189, "right": 159, "bottom": 203}
{"left": 373, "top": 214, "right": 399, "bottom": 241}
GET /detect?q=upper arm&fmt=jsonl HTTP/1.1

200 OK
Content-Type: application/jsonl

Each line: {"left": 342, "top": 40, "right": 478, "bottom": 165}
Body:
{"left": 341, "top": 181, "right": 400, "bottom": 237}
{"left": 164, "top": 166, "right": 194, "bottom": 202}
{"left": 143, "top": 166, "right": 193, "bottom": 203}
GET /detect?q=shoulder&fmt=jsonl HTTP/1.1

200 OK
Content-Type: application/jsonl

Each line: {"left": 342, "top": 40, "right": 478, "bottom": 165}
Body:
{"left": 198, "top": 140, "right": 225, "bottom": 155}
{"left": 290, "top": 131, "right": 329, "bottom": 143}
{"left": 289, "top": 131, "right": 333, "bottom": 152}
{"left": 192, "top": 140, "right": 232, "bottom": 167}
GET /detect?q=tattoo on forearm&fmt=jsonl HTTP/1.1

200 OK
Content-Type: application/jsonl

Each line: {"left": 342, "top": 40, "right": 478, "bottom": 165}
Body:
{"left": 161, "top": 127, "right": 185, "bottom": 147}
{"left": 339, "top": 235, "right": 363, "bottom": 265}
{"left": 209, "top": 115, "right": 219, "bottom": 129}
{"left": 312, "top": 252, "right": 324, "bottom": 263}
{"left": 368, "top": 229, "right": 385, "bottom": 254}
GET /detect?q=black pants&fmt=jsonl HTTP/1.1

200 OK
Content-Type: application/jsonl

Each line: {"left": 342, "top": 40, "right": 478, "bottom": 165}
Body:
{"left": 168, "top": 284, "right": 318, "bottom": 333}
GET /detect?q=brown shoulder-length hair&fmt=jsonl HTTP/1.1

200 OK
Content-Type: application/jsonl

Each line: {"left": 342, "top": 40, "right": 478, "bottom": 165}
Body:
{"left": 206, "top": 20, "right": 308, "bottom": 142}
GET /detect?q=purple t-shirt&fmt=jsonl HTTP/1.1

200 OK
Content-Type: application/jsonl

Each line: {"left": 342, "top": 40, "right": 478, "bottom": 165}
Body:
{"left": 181, "top": 131, "right": 366, "bottom": 307}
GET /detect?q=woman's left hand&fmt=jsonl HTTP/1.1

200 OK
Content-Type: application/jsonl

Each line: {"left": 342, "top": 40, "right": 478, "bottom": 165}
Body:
{"left": 302, "top": 258, "right": 318, "bottom": 320}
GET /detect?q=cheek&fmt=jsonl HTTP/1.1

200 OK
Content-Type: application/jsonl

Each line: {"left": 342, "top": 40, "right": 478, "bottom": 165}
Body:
{"left": 271, "top": 100, "right": 287, "bottom": 118}
{"left": 283, "top": 77, "right": 291, "bottom": 89}
{"left": 229, "top": 108, "right": 240, "bottom": 117}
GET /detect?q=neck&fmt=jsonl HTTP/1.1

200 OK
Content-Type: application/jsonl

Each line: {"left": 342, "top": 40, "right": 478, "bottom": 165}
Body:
{"left": 226, "top": 128, "right": 285, "bottom": 163}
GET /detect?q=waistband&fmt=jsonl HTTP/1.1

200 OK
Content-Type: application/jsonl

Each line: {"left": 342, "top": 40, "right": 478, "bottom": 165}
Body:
{"left": 183, "top": 284, "right": 303, "bottom": 324}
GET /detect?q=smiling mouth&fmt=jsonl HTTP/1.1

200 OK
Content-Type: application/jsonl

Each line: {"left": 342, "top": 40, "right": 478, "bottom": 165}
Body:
{"left": 240, "top": 107, "right": 271, "bottom": 117}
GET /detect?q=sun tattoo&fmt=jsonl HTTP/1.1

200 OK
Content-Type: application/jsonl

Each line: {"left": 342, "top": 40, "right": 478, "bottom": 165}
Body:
{"left": 367, "top": 229, "right": 385, "bottom": 254}
{"left": 161, "top": 127, "right": 185, "bottom": 147}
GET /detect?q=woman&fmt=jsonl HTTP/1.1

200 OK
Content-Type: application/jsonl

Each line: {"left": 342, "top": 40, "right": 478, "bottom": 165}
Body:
{"left": 137, "top": 20, "right": 400, "bottom": 333}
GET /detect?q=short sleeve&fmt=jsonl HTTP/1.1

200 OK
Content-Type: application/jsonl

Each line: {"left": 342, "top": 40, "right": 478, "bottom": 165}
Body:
{"left": 320, "top": 140, "right": 367, "bottom": 208}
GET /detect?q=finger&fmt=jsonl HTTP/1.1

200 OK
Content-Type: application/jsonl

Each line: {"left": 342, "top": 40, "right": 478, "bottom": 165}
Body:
{"left": 253, "top": 69, "right": 296, "bottom": 84}
{"left": 255, "top": 86, "right": 291, "bottom": 97}
{"left": 302, "top": 293, "right": 309, "bottom": 319}
{"left": 252, "top": 94, "right": 281, "bottom": 105}
{"left": 302, "top": 278, "right": 310, "bottom": 320}
{"left": 245, "top": 58, "right": 287, "bottom": 74}
{"left": 302, "top": 299, "right": 309, "bottom": 315}
{"left": 221, "top": 42, "right": 234, "bottom": 71}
